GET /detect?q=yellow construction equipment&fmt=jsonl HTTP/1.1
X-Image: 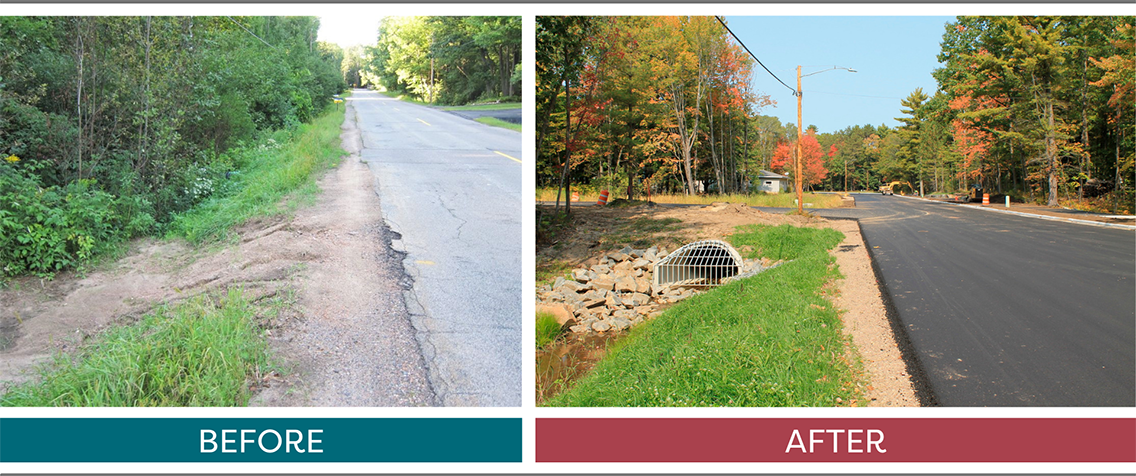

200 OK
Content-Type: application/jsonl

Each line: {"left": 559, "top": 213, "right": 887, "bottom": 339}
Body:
{"left": 878, "top": 181, "right": 914, "bottom": 196}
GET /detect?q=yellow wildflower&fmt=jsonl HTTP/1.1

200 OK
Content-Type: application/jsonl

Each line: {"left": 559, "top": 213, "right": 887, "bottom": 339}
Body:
{"left": 4, "top": 155, "right": 18, "bottom": 163}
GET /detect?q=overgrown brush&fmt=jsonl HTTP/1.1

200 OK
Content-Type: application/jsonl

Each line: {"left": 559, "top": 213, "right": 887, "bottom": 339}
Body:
{"left": 0, "top": 173, "right": 156, "bottom": 277}
{"left": 167, "top": 107, "right": 345, "bottom": 243}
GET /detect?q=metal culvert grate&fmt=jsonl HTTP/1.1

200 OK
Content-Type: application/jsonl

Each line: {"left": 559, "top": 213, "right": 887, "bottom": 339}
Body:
{"left": 652, "top": 240, "right": 743, "bottom": 288}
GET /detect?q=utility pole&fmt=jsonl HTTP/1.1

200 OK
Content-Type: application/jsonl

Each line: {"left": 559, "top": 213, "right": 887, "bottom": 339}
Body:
{"left": 430, "top": 58, "right": 435, "bottom": 103}
{"left": 795, "top": 66, "right": 804, "bottom": 214}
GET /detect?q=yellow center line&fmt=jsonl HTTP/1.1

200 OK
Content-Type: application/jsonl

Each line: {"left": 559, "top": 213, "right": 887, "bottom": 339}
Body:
{"left": 494, "top": 151, "right": 521, "bottom": 163}
{"left": 417, "top": 118, "right": 431, "bottom": 126}
{"left": 415, "top": 260, "right": 436, "bottom": 265}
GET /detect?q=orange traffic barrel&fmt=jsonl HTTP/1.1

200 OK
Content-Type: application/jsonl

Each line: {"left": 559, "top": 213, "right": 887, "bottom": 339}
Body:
{"left": 597, "top": 190, "right": 610, "bottom": 205}
{"left": 571, "top": 191, "right": 579, "bottom": 202}
{"left": 982, "top": 193, "right": 990, "bottom": 205}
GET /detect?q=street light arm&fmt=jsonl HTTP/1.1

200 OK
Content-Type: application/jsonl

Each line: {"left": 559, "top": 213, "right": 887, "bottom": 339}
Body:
{"left": 800, "top": 66, "right": 857, "bottom": 78}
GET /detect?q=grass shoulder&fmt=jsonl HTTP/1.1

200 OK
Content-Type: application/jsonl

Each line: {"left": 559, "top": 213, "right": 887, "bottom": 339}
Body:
{"left": 1, "top": 287, "right": 281, "bottom": 406}
{"left": 475, "top": 117, "right": 522, "bottom": 132}
{"left": 544, "top": 224, "right": 865, "bottom": 407}
{"left": 167, "top": 107, "right": 346, "bottom": 244}
{"left": 443, "top": 102, "right": 522, "bottom": 111}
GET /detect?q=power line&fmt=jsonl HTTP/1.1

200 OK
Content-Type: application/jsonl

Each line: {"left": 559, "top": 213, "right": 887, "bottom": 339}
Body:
{"left": 714, "top": 16, "right": 796, "bottom": 95}
{"left": 810, "top": 90, "right": 904, "bottom": 100}
{"left": 227, "top": 16, "right": 279, "bottom": 51}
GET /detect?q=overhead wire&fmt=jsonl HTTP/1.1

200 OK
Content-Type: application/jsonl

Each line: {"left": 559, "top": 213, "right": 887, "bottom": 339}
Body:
{"left": 227, "top": 16, "right": 280, "bottom": 51}
{"left": 810, "top": 90, "right": 903, "bottom": 100}
{"left": 714, "top": 16, "right": 797, "bottom": 95}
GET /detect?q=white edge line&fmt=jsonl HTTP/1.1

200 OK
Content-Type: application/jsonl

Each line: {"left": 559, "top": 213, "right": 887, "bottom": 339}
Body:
{"left": 889, "top": 194, "right": 1136, "bottom": 231}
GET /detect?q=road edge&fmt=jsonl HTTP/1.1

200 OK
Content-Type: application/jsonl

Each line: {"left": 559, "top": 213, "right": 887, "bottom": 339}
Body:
{"left": 855, "top": 218, "right": 940, "bottom": 407}
{"left": 347, "top": 97, "right": 445, "bottom": 407}
{"left": 887, "top": 193, "right": 1136, "bottom": 230}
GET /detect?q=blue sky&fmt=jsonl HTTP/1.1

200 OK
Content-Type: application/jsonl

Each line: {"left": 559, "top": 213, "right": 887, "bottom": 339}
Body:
{"left": 723, "top": 16, "right": 955, "bottom": 134}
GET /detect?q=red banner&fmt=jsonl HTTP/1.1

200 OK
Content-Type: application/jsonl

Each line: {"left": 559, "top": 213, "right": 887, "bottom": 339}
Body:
{"left": 536, "top": 418, "right": 1136, "bottom": 462}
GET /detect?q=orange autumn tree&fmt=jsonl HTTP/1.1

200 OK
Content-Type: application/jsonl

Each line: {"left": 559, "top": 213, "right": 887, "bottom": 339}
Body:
{"left": 770, "top": 132, "right": 827, "bottom": 191}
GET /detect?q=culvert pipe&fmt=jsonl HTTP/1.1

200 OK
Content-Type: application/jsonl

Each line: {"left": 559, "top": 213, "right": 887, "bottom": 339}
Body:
{"left": 652, "top": 239, "right": 743, "bottom": 287}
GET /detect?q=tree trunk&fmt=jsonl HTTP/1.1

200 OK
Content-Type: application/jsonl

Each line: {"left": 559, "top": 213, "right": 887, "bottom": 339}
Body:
{"left": 557, "top": 76, "right": 573, "bottom": 215}
{"left": 1046, "top": 96, "right": 1058, "bottom": 207}
{"left": 76, "top": 21, "right": 85, "bottom": 180}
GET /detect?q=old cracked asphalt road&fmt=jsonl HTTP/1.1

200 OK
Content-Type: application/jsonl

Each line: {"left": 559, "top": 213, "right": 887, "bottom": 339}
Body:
{"left": 834, "top": 194, "right": 1134, "bottom": 406}
{"left": 349, "top": 89, "right": 521, "bottom": 406}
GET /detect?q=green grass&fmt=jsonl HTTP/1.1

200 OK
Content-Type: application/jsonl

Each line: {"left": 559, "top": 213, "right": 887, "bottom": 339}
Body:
{"left": 167, "top": 107, "right": 345, "bottom": 243}
{"left": 544, "top": 224, "right": 864, "bottom": 407}
{"left": 1, "top": 288, "right": 273, "bottom": 406}
{"left": 536, "top": 311, "right": 563, "bottom": 349}
{"left": 474, "top": 117, "right": 522, "bottom": 132}
{"left": 444, "top": 102, "right": 522, "bottom": 111}
{"left": 537, "top": 259, "right": 573, "bottom": 287}
{"left": 535, "top": 187, "right": 842, "bottom": 208}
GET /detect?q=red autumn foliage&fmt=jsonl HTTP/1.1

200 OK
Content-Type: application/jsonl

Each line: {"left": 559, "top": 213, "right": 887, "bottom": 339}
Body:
{"left": 770, "top": 133, "right": 828, "bottom": 188}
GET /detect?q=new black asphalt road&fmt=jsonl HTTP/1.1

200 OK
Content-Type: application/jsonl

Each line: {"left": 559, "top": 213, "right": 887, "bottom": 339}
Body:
{"left": 349, "top": 89, "right": 521, "bottom": 406}
{"left": 843, "top": 194, "right": 1135, "bottom": 406}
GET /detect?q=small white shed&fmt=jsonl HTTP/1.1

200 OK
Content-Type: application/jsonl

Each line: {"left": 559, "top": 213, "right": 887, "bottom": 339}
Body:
{"left": 756, "top": 170, "right": 790, "bottom": 194}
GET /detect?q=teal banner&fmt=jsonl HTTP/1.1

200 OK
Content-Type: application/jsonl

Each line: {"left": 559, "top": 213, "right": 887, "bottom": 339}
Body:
{"left": 0, "top": 418, "right": 520, "bottom": 462}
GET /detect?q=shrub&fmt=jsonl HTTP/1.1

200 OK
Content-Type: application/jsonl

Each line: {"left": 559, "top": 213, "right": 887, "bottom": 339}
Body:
{"left": 0, "top": 167, "right": 148, "bottom": 277}
{"left": 536, "top": 311, "right": 563, "bottom": 349}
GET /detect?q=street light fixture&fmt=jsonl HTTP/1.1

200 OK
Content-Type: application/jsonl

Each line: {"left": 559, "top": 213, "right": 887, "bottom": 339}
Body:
{"left": 794, "top": 65, "right": 855, "bottom": 213}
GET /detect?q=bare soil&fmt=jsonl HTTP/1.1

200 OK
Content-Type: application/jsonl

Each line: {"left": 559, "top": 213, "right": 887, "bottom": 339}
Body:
{"left": 537, "top": 202, "right": 919, "bottom": 406}
{"left": 0, "top": 102, "right": 433, "bottom": 406}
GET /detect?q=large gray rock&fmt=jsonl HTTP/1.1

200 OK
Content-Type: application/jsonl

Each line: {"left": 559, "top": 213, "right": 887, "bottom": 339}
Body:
{"left": 572, "top": 268, "right": 591, "bottom": 282}
{"left": 591, "top": 275, "right": 616, "bottom": 291}
{"left": 627, "top": 293, "right": 651, "bottom": 306}
{"left": 582, "top": 298, "right": 606, "bottom": 309}
{"left": 605, "top": 292, "right": 623, "bottom": 308}
{"left": 608, "top": 251, "right": 629, "bottom": 262}
{"left": 632, "top": 258, "right": 651, "bottom": 270}
{"left": 560, "top": 290, "right": 583, "bottom": 304}
{"left": 611, "top": 317, "right": 632, "bottom": 331}
{"left": 612, "top": 309, "right": 637, "bottom": 320}
{"left": 634, "top": 277, "right": 650, "bottom": 294}
{"left": 582, "top": 290, "right": 606, "bottom": 301}
{"left": 615, "top": 276, "right": 637, "bottom": 293}
{"left": 592, "top": 320, "right": 612, "bottom": 332}
{"left": 560, "top": 280, "right": 584, "bottom": 293}
{"left": 553, "top": 276, "right": 566, "bottom": 290}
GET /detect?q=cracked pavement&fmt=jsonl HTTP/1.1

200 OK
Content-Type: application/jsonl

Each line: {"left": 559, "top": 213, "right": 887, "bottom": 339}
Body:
{"left": 350, "top": 89, "right": 522, "bottom": 406}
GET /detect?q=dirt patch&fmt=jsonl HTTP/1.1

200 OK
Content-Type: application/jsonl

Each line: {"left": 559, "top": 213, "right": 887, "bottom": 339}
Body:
{"left": 536, "top": 203, "right": 919, "bottom": 406}
{"left": 1, "top": 102, "right": 433, "bottom": 406}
